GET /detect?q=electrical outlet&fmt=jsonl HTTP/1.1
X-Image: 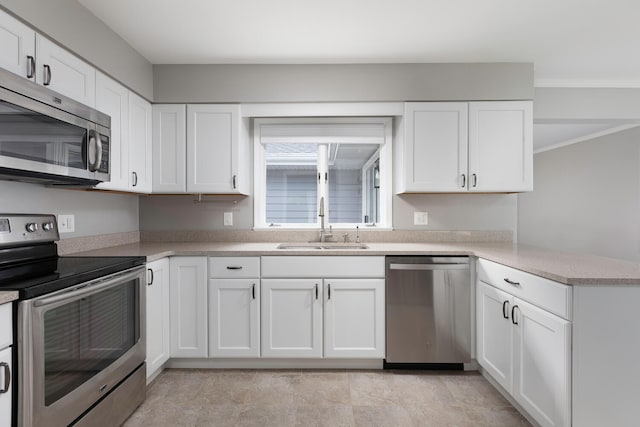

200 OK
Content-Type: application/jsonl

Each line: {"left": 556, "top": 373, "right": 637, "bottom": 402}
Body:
{"left": 414, "top": 211, "right": 428, "bottom": 225}
{"left": 223, "top": 212, "right": 233, "bottom": 226}
{"left": 58, "top": 214, "right": 75, "bottom": 233}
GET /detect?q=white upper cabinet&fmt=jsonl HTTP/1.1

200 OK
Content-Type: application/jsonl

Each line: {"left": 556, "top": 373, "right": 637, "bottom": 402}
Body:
{"left": 35, "top": 35, "right": 95, "bottom": 107}
{"left": 0, "top": 9, "right": 35, "bottom": 80}
{"left": 401, "top": 102, "right": 468, "bottom": 192}
{"left": 399, "top": 101, "right": 533, "bottom": 193}
{"left": 153, "top": 104, "right": 187, "bottom": 193}
{"left": 468, "top": 101, "right": 533, "bottom": 192}
{"left": 95, "top": 72, "right": 129, "bottom": 191}
{"left": 186, "top": 104, "right": 249, "bottom": 194}
{"left": 128, "top": 92, "right": 153, "bottom": 193}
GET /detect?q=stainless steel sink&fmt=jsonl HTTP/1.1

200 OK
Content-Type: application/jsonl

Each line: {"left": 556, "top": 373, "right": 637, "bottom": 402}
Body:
{"left": 276, "top": 243, "right": 368, "bottom": 250}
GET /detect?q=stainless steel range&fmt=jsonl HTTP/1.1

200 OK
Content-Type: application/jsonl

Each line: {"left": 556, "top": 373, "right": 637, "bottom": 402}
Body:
{"left": 0, "top": 214, "right": 146, "bottom": 426}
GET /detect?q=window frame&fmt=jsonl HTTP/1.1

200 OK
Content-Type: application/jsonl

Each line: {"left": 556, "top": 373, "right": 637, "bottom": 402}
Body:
{"left": 253, "top": 117, "right": 393, "bottom": 229}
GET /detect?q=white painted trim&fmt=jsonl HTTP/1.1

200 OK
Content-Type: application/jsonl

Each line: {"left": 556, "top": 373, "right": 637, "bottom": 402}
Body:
{"left": 166, "top": 358, "right": 384, "bottom": 369}
{"left": 241, "top": 102, "right": 404, "bottom": 117}
{"left": 535, "top": 79, "right": 640, "bottom": 88}
{"left": 534, "top": 124, "right": 639, "bottom": 154}
{"left": 253, "top": 117, "right": 394, "bottom": 229}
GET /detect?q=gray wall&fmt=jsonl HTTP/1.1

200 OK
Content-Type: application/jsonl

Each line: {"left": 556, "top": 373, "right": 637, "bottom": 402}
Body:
{"left": 154, "top": 63, "right": 533, "bottom": 103}
{"left": 0, "top": 180, "right": 139, "bottom": 238}
{"left": 518, "top": 126, "right": 640, "bottom": 262}
{"left": 0, "top": 0, "right": 153, "bottom": 99}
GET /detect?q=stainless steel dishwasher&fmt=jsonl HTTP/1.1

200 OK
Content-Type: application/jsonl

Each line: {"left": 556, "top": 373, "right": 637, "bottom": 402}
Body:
{"left": 385, "top": 256, "right": 471, "bottom": 368}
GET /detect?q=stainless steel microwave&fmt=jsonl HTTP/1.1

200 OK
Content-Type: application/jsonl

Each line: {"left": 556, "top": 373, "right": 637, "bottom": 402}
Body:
{"left": 0, "top": 66, "right": 110, "bottom": 186}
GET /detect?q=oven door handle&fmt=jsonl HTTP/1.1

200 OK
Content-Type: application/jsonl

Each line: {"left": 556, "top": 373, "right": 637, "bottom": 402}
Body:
{"left": 33, "top": 267, "right": 144, "bottom": 308}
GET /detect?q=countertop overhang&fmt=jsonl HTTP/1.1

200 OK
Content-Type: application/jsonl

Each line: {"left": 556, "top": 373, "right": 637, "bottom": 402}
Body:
{"left": 69, "top": 241, "right": 640, "bottom": 286}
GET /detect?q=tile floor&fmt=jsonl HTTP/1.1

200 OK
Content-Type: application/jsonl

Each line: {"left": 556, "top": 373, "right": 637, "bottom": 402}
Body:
{"left": 123, "top": 369, "right": 531, "bottom": 427}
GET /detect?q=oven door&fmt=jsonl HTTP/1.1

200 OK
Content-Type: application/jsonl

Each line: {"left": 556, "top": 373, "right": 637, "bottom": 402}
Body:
{"left": 18, "top": 266, "right": 145, "bottom": 427}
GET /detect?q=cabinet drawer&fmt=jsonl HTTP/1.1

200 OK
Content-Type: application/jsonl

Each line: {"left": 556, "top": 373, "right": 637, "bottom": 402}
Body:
{"left": 261, "top": 256, "right": 385, "bottom": 278}
{"left": 477, "top": 258, "right": 572, "bottom": 320}
{"left": 0, "top": 303, "right": 11, "bottom": 350}
{"left": 209, "top": 257, "right": 260, "bottom": 278}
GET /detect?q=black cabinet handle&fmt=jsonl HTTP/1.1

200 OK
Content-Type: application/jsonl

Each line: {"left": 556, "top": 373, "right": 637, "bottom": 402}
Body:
{"left": 232, "top": 175, "right": 237, "bottom": 189}
{"left": 511, "top": 305, "right": 519, "bottom": 325}
{"left": 0, "top": 362, "right": 10, "bottom": 394}
{"left": 43, "top": 64, "right": 51, "bottom": 85}
{"left": 502, "top": 300, "right": 509, "bottom": 319}
{"left": 132, "top": 171, "right": 138, "bottom": 187}
{"left": 252, "top": 283, "right": 256, "bottom": 300}
{"left": 504, "top": 278, "right": 520, "bottom": 286}
{"left": 147, "top": 268, "right": 154, "bottom": 286}
{"left": 226, "top": 266, "right": 243, "bottom": 270}
{"left": 460, "top": 174, "right": 466, "bottom": 188}
{"left": 328, "top": 283, "right": 331, "bottom": 300}
{"left": 315, "top": 283, "right": 318, "bottom": 300}
{"left": 472, "top": 173, "right": 477, "bottom": 187}
{"left": 26, "top": 55, "right": 35, "bottom": 79}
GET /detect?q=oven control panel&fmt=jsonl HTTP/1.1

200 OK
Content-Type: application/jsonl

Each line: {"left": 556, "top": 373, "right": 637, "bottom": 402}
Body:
{"left": 0, "top": 214, "right": 59, "bottom": 246}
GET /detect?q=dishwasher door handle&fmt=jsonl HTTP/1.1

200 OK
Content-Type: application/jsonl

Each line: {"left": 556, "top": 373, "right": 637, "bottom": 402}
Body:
{"left": 389, "top": 263, "right": 468, "bottom": 271}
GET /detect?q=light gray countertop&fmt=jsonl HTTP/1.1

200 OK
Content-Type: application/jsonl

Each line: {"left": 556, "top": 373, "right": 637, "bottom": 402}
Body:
{"left": 71, "top": 241, "right": 640, "bottom": 286}
{"left": 0, "top": 290, "right": 19, "bottom": 304}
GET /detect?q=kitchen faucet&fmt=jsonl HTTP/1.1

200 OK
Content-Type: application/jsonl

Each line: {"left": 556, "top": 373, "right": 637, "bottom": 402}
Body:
{"left": 318, "top": 197, "right": 333, "bottom": 242}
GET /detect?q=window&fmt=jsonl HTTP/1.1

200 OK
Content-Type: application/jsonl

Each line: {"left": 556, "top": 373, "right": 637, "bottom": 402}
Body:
{"left": 254, "top": 118, "right": 392, "bottom": 229}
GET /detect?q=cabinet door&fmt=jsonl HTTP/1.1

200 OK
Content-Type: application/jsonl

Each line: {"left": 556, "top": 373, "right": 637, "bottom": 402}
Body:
{"left": 513, "top": 298, "right": 571, "bottom": 427}
{"left": 401, "top": 102, "right": 468, "bottom": 192}
{"left": 186, "top": 104, "right": 245, "bottom": 194}
{"left": 261, "top": 279, "right": 323, "bottom": 358}
{"left": 170, "top": 257, "right": 208, "bottom": 358}
{"left": 95, "top": 72, "right": 130, "bottom": 191}
{"left": 0, "top": 9, "right": 36, "bottom": 80}
{"left": 468, "top": 101, "right": 533, "bottom": 192}
{"left": 153, "top": 104, "right": 187, "bottom": 193}
{"left": 128, "top": 92, "right": 153, "bottom": 193}
{"left": 0, "top": 346, "right": 12, "bottom": 427}
{"left": 35, "top": 35, "right": 95, "bottom": 106}
{"left": 146, "top": 258, "right": 170, "bottom": 380}
{"left": 476, "top": 281, "right": 514, "bottom": 393}
{"left": 324, "top": 279, "right": 385, "bottom": 358}
{"left": 209, "top": 279, "right": 260, "bottom": 358}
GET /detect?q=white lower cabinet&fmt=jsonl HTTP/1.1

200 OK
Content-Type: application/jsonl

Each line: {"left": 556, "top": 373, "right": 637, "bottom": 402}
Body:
{"left": 0, "top": 303, "right": 12, "bottom": 427}
{"left": 146, "top": 258, "right": 170, "bottom": 380}
{"left": 477, "top": 260, "right": 571, "bottom": 427}
{"left": 170, "top": 257, "right": 208, "bottom": 358}
{"left": 324, "top": 279, "right": 385, "bottom": 358}
{"left": 209, "top": 279, "right": 260, "bottom": 357}
{"left": 260, "top": 256, "right": 386, "bottom": 359}
{"left": 261, "top": 279, "right": 324, "bottom": 358}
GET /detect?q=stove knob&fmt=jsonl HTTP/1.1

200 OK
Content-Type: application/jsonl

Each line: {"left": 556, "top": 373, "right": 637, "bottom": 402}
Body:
{"left": 42, "top": 222, "right": 55, "bottom": 232}
{"left": 25, "top": 223, "right": 39, "bottom": 233}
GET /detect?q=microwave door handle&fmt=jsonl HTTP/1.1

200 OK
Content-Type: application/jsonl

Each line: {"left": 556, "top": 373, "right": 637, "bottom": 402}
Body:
{"left": 87, "top": 129, "right": 102, "bottom": 172}
{"left": 33, "top": 267, "right": 143, "bottom": 308}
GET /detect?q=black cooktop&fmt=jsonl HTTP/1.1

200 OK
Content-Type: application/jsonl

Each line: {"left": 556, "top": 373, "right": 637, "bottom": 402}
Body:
{"left": 0, "top": 255, "right": 146, "bottom": 299}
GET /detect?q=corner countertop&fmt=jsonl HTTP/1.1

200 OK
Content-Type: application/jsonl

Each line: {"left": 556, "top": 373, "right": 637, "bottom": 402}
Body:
{"left": 0, "top": 290, "right": 19, "bottom": 304}
{"left": 70, "top": 241, "right": 640, "bottom": 286}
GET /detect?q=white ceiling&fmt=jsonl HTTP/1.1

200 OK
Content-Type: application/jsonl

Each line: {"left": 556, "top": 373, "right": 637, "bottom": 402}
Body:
{"left": 77, "top": 0, "right": 640, "bottom": 150}
{"left": 78, "top": 0, "right": 640, "bottom": 86}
